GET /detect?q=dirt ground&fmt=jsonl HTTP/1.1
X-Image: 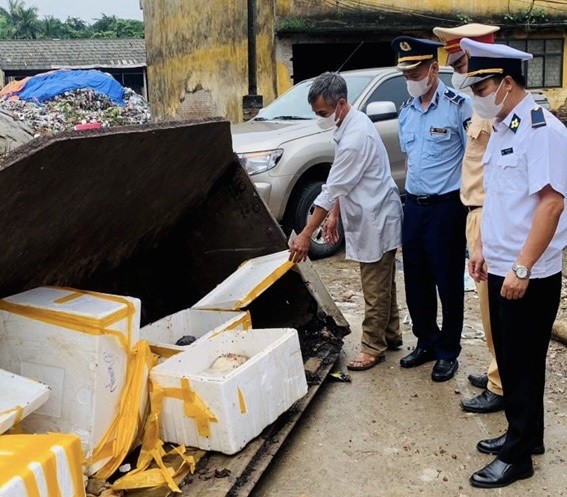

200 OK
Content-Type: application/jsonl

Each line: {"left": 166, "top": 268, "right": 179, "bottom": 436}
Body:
{"left": 249, "top": 249, "right": 567, "bottom": 497}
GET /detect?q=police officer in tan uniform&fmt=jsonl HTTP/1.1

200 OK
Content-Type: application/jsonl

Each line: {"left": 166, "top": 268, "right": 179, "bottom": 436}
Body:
{"left": 433, "top": 24, "right": 504, "bottom": 413}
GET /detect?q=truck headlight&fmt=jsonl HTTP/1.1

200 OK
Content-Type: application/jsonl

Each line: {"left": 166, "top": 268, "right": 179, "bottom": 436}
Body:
{"left": 238, "top": 149, "right": 283, "bottom": 176}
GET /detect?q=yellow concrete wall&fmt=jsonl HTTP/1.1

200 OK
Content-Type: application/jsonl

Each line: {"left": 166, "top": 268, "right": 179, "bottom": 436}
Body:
{"left": 276, "top": 0, "right": 565, "bottom": 17}
{"left": 142, "top": 0, "right": 278, "bottom": 123}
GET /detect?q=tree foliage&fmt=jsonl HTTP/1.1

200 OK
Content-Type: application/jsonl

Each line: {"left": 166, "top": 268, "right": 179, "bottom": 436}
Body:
{"left": 0, "top": 1, "right": 144, "bottom": 39}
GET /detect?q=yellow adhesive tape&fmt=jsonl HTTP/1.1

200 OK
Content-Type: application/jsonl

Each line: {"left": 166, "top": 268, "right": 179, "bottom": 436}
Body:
{"left": 112, "top": 383, "right": 183, "bottom": 493}
{"left": 0, "top": 298, "right": 131, "bottom": 351}
{"left": 92, "top": 340, "right": 155, "bottom": 479}
{"left": 233, "top": 261, "right": 295, "bottom": 309}
{"left": 0, "top": 434, "right": 84, "bottom": 497}
{"left": 238, "top": 388, "right": 247, "bottom": 414}
{"left": 150, "top": 344, "right": 184, "bottom": 359}
{"left": 0, "top": 405, "right": 24, "bottom": 423}
{"left": 163, "top": 378, "right": 218, "bottom": 437}
{"left": 0, "top": 286, "right": 145, "bottom": 478}
{"left": 208, "top": 311, "right": 253, "bottom": 339}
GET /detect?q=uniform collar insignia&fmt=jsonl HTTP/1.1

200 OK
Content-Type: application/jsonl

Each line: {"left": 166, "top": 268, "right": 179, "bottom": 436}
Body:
{"left": 509, "top": 114, "right": 521, "bottom": 133}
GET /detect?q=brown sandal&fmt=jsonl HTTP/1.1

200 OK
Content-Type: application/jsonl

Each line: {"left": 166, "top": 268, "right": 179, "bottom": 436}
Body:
{"left": 347, "top": 354, "right": 385, "bottom": 371}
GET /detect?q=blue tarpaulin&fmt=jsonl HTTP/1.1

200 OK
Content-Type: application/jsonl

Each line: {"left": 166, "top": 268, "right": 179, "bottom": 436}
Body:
{"left": 17, "top": 69, "right": 126, "bottom": 105}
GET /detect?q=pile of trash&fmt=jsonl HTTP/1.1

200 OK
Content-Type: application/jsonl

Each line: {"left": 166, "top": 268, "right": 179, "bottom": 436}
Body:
{"left": 0, "top": 87, "right": 151, "bottom": 136}
{"left": 0, "top": 69, "right": 151, "bottom": 137}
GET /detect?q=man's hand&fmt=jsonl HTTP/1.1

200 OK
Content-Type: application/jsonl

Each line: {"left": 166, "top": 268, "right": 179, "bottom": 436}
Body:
{"left": 324, "top": 214, "right": 340, "bottom": 244}
{"left": 468, "top": 246, "right": 487, "bottom": 283}
{"left": 500, "top": 269, "right": 529, "bottom": 300}
{"left": 289, "top": 232, "right": 312, "bottom": 263}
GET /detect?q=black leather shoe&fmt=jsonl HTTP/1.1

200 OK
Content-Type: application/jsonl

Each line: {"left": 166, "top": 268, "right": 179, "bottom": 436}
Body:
{"left": 431, "top": 359, "right": 458, "bottom": 382}
{"left": 400, "top": 348, "right": 435, "bottom": 368}
{"left": 477, "top": 433, "right": 545, "bottom": 456}
{"left": 461, "top": 389, "right": 504, "bottom": 413}
{"left": 468, "top": 372, "right": 488, "bottom": 389}
{"left": 470, "top": 457, "right": 534, "bottom": 488}
{"left": 386, "top": 338, "right": 403, "bottom": 351}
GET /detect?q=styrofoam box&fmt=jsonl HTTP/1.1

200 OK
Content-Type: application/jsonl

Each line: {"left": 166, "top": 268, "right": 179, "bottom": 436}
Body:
{"left": 0, "top": 287, "right": 141, "bottom": 464}
{"left": 0, "top": 368, "right": 50, "bottom": 435}
{"left": 0, "top": 433, "right": 86, "bottom": 497}
{"left": 151, "top": 327, "right": 308, "bottom": 454}
{"left": 141, "top": 308, "right": 250, "bottom": 348}
{"left": 192, "top": 250, "right": 294, "bottom": 310}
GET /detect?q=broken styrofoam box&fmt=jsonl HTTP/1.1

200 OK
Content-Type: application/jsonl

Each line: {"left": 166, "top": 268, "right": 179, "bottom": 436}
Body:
{"left": 151, "top": 327, "right": 307, "bottom": 455}
{"left": 0, "top": 433, "right": 86, "bottom": 497}
{"left": 141, "top": 308, "right": 251, "bottom": 348}
{"left": 192, "top": 250, "right": 294, "bottom": 310}
{"left": 0, "top": 369, "right": 50, "bottom": 435}
{"left": 0, "top": 286, "right": 141, "bottom": 473}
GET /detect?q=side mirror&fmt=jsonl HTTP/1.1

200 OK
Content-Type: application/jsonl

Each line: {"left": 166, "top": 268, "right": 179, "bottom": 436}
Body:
{"left": 366, "top": 101, "right": 397, "bottom": 122}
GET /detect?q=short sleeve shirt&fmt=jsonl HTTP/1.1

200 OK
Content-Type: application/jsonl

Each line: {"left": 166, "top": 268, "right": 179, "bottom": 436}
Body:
{"left": 460, "top": 114, "right": 492, "bottom": 207}
{"left": 398, "top": 81, "right": 472, "bottom": 196}
{"left": 482, "top": 93, "right": 567, "bottom": 278}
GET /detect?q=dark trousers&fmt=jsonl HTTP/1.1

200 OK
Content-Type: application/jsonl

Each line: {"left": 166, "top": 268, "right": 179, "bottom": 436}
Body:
{"left": 402, "top": 195, "right": 466, "bottom": 360}
{"left": 488, "top": 272, "right": 561, "bottom": 463}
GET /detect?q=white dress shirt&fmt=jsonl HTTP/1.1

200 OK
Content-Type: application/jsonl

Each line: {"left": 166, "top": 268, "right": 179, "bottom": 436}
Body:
{"left": 482, "top": 93, "right": 567, "bottom": 278}
{"left": 314, "top": 108, "right": 403, "bottom": 263}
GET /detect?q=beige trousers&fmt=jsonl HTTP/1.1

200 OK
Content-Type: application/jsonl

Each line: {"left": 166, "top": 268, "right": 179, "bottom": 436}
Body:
{"left": 466, "top": 208, "right": 503, "bottom": 396}
{"left": 359, "top": 249, "right": 401, "bottom": 358}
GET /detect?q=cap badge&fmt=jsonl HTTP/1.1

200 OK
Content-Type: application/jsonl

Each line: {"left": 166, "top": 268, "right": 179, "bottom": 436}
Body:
{"left": 400, "top": 41, "right": 412, "bottom": 52}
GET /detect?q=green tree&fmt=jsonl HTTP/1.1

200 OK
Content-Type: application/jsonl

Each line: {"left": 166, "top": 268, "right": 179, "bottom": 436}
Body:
{"left": 0, "top": 0, "right": 40, "bottom": 39}
{"left": 40, "top": 15, "right": 64, "bottom": 38}
{"left": 0, "top": 1, "right": 144, "bottom": 39}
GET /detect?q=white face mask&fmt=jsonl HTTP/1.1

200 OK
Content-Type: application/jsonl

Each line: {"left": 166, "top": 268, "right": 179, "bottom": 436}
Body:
{"left": 472, "top": 80, "right": 509, "bottom": 120}
{"left": 451, "top": 72, "right": 466, "bottom": 90}
{"left": 317, "top": 112, "right": 336, "bottom": 130}
{"left": 452, "top": 72, "right": 473, "bottom": 96}
{"left": 406, "top": 65, "right": 433, "bottom": 98}
{"left": 316, "top": 102, "right": 343, "bottom": 130}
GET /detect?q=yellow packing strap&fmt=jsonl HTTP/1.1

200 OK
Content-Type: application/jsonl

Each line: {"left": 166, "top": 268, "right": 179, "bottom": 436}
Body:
{"left": 0, "top": 287, "right": 148, "bottom": 477}
{"left": 208, "top": 310, "right": 252, "bottom": 339}
{"left": 112, "top": 383, "right": 201, "bottom": 493}
{"left": 92, "top": 339, "right": 155, "bottom": 479}
{"left": 163, "top": 377, "right": 218, "bottom": 437}
{"left": 0, "top": 433, "right": 84, "bottom": 497}
{"left": 233, "top": 260, "right": 295, "bottom": 309}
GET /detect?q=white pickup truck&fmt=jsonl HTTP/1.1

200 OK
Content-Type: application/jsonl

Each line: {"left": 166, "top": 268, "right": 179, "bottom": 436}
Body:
{"left": 232, "top": 67, "right": 549, "bottom": 258}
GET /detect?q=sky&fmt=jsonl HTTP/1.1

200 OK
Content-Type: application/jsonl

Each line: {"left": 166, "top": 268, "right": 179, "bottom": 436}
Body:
{"left": 0, "top": 0, "right": 144, "bottom": 22}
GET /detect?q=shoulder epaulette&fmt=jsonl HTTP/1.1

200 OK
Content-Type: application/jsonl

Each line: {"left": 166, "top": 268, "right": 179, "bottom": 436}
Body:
{"left": 444, "top": 88, "right": 465, "bottom": 106}
{"left": 400, "top": 97, "right": 414, "bottom": 110}
{"left": 531, "top": 107, "right": 547, "bottom": 128}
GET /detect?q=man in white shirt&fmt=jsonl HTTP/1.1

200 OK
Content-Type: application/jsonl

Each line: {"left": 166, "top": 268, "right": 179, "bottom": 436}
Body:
{"left": 289, "top": 72, "right": 403, "bottom": 371}
{"left": 464, "top": 39, "right": 567, "bottom": 488}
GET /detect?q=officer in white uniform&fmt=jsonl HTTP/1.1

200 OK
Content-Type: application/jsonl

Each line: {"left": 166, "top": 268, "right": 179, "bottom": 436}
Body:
{"left": 464, "top": 39, "right": 567, "bottom": 488}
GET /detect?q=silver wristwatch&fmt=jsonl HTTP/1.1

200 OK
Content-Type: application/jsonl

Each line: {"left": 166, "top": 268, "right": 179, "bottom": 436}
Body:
{"left": 512, "top": 264, "right": 531, "bottom": 280}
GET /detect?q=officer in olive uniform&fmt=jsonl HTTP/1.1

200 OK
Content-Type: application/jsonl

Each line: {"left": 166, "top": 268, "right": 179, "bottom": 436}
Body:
{"left": 433, "top": 23, "right": 505, "bottom": 414}
{"left": 464, "top": 39, "right": 567, "bottom": 488}
{"left": 391, "top": 37, "right": 472, "bottom": 382}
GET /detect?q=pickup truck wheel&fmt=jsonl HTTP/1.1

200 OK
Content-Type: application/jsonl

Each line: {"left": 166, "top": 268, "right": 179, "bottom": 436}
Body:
{"left": 286, "top": 181, "right": 344, "bottom": 260}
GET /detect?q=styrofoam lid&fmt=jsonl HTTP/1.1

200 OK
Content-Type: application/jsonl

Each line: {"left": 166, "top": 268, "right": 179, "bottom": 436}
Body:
{"left": 192, "top": 250, "right": 294, "bottom": 310}
{"left": 2, "top": 287, "right": 133, "bottom": 320}
{"left": 0, "top": 369, "right": 50, "bottom": 435}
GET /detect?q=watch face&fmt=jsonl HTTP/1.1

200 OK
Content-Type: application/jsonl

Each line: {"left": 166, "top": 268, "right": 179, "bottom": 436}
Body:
{"left": 516, "top": 266, "right": 528, "bottom": 278}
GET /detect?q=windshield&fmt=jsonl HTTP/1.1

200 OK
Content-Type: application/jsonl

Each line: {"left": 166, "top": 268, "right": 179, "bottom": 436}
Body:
{"left": 256, "top": 75, "right": 374, "bottom": 121}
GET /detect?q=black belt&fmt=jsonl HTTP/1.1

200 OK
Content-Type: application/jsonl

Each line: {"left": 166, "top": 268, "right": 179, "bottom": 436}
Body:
{"left": 466, "top": 205, "right": 482, "bottom": 212}
{"left": 406, "top": 190, "right": 461, "bottom": 206}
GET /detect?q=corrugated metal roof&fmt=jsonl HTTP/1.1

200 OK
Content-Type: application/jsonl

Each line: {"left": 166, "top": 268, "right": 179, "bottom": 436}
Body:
{"left": 0, "top": 39, "right": 146, "bottom": 70}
